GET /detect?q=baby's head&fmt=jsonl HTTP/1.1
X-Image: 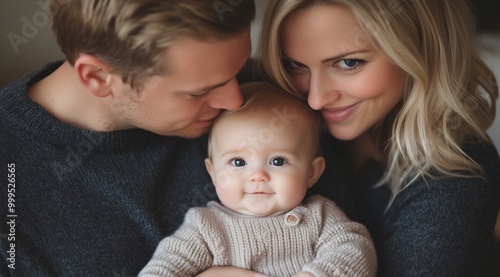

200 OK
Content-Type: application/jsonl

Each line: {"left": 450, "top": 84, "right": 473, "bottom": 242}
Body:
{"left": 205, "top": 82, "right": 325, "bottom": 216}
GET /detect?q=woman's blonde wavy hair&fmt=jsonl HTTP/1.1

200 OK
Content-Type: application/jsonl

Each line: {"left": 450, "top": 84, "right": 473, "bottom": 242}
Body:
{"left": 258, "top": 0, "right": 498, "bottom": 198}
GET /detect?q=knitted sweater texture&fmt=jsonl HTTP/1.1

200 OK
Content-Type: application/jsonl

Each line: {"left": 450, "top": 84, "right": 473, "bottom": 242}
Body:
{"left": 139, "top": 195, "right": 377, "bottom": 277}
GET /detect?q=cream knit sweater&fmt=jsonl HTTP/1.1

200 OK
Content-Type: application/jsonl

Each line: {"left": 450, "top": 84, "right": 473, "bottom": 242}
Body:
{"left": 139, "top": 195, "right": 377, "bottom": 277}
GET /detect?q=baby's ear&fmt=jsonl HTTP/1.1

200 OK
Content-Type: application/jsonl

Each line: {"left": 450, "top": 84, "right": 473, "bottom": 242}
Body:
{"left": 204, "top": 158, "right": 215, "bottom": 184}
{"left": 307, "top": 156, "right": 325, "bottom": 188}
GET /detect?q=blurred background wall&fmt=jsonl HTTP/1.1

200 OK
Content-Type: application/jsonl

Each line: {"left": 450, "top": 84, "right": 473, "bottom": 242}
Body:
{"left": 0, "top": 0, "right": 64, "bottom": 87}
{"left": 1, "top": 0, "right": 499, "bottom": 152}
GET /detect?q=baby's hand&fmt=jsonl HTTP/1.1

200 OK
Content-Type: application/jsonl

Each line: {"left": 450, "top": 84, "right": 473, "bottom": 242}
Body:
{"left": 293, "top": 272, "right": 315, "bottom": 277}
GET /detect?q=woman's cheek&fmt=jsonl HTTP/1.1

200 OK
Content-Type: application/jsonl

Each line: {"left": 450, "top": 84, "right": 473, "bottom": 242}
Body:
{"left": 350, "top": 64, "right": 406, "bottom": 99}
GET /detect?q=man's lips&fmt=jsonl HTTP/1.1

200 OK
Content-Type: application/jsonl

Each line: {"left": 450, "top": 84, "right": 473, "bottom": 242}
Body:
{"left": 196, "top": 113, "right": 220, "bottom": 125}
{"left": 321, "top": 102, "right": 361, "bottom": 123}
{"left": 198, "top": 113, "right": 219, "bottom": 122}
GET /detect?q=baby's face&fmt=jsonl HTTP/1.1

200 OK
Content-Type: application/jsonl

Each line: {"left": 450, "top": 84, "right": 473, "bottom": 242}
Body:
{"left": 205, "top": 113, "right": 323, "bottom": 216}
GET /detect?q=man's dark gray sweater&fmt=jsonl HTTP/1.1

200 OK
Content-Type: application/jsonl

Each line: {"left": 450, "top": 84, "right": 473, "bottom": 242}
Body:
{"left": 0, "top": 62, "right": 218, "bottom": 276}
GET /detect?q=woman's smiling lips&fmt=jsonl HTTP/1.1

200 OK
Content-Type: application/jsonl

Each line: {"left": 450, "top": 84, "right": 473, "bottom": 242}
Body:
{"left": 321, "top": 102, "right": 361, "bottom": 123}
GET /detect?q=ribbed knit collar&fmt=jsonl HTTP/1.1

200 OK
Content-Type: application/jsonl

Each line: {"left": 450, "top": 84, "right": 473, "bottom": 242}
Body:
{"left": 0, "top": 61, "right": 176, "bottom": 152}
{"left": 207, "top": 200, "right": 310, "bottom": 219}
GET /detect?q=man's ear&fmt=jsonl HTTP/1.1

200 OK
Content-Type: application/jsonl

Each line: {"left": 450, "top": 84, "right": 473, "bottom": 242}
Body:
{"left": 307, "top": 156, "right": 326, "bottom": 188}
{"left": 74, "top": 54, "right": 114, "bottom": 98}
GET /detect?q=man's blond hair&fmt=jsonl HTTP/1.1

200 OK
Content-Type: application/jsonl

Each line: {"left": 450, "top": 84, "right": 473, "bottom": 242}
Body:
{"left": 50, "top": 0, "right": 255, "bottom": 90}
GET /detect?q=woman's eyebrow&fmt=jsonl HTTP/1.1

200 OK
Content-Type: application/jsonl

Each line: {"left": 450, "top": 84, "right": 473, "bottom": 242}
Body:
{"left": 283, "top": 50, "right": 370, "bottom": 64}
{"left": 319, "top": 50, "right": 370, "bottom": 64}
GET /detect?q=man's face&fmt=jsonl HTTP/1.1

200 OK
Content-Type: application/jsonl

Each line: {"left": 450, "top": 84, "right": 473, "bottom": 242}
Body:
{"left": 108, "top": 27, "right": 252, "bottom": 138}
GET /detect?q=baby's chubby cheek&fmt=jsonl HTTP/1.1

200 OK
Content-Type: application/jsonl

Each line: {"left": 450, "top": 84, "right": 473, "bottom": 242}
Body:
{"left": 214, "top": 170, "right": 232, "bottom": 188}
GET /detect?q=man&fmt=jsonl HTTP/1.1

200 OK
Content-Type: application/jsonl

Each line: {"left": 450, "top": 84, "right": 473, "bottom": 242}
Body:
{"left": 0, "top": 0, "right": 254, "bottom": 275}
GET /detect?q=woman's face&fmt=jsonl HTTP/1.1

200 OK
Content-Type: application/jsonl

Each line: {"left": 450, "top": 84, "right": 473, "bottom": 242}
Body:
{"left": 281, "top": 4, "right": 407, "bottom": 140}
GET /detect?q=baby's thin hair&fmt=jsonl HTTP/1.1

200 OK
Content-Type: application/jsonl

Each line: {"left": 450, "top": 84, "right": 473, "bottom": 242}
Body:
{"left": 207, "top": 81, "right": 322, "bottom": 159}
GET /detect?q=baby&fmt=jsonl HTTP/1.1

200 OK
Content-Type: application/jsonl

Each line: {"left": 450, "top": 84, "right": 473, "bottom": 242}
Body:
{"left": 139, "top": 82, "right": 376, "bottom": 277}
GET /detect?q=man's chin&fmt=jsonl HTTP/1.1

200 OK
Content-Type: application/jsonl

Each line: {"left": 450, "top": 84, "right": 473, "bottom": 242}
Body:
{"left": 160, "top": 127, "right": 210, "bottom": 139}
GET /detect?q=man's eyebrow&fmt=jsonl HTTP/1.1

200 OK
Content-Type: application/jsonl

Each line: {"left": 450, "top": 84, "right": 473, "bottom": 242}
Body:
{"left": 178, "top": 50, "right": 252, "bottom": 94}
{"left": 179, "top": 79, "right": 231, "bottom": 94}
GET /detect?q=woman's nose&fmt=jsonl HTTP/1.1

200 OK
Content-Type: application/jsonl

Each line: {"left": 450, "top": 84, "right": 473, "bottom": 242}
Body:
{"left": 307, "top": 71, "right": 341, "bottom": 110}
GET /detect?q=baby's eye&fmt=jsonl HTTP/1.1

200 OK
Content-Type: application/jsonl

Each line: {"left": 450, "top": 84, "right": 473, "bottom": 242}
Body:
{"left": 270, "top": 157, "right": 287, "bottom": 166}
{"left": 230, "top": 158, "right": 246, "bottom": 167}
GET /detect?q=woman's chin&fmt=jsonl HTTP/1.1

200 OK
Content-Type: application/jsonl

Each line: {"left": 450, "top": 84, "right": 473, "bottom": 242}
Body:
{"left": 327, "top": 125, "right": 362, "bottom": 141}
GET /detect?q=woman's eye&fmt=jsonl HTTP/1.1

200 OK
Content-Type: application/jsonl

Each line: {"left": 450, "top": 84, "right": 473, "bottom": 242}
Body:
{"left": 283, "top": 58, "right": 306, "bottom": 72}
{"left": 270, "top": 157, "right": 286, "bottom": 166}
{"left": 337, "top": 59, "right": 364, "bottom": 71}
{"left": 230, "top": 158, "right": 246, "bottom": 167}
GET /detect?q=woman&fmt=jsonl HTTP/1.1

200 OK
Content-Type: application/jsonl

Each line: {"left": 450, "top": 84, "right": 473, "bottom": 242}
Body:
{"left": 257, "top": 0, "right": 500, "bottom": 276}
